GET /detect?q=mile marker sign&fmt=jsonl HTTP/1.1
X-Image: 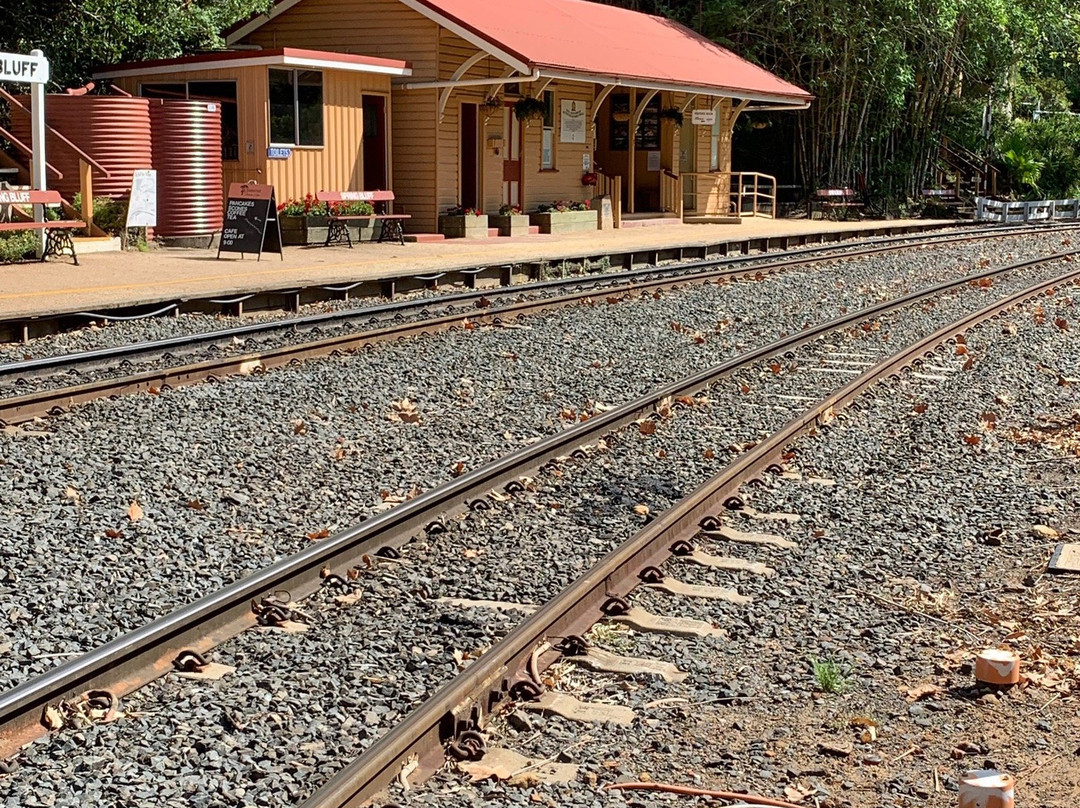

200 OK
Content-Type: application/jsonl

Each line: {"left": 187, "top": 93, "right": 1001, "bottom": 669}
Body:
{"left": 0, "top": 51, "right": 49, "bottom": 84}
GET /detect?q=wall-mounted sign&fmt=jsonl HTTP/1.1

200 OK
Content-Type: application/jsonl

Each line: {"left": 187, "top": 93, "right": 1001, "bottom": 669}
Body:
{"left": 560, "top": 99, "right": 587, "bottom": 143}
{"left": 691, "top": 109, "right": 716, "bottom": 126}
{"left": 0, "top": 51, "right": 49, "bottom": 84}
{"left": 647, "top": 150, "right": 661, "bottom": 172}
{"left": 267, "top": 147, "right": 292, "bottom": 159}
{"left": 126, "top": 170, "right": 157, "bottom": 228}
{"left": 582, "top": 153, "right": 591, "bottom": 172}
{"left": 218, "top": 182, "right": 283, "bottom": 261}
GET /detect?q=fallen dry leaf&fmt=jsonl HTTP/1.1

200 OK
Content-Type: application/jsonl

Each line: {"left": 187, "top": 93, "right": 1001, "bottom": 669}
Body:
{"left": 64, "top": 486, "right": 82, "bottom": 505}
{"left": 127, "top": 502, "right": 143, "bottom": 522}
{"left": 633, "top": 504, "right": 650, "bottom": 516}
{"left": 306, "top": 528, "right": 331, "bottom": 540}
{"left": 638, "top": 420, "right": 658, "bottom": 436}
{"left": 905, "top": 682, "right": 943, "bottom": 702}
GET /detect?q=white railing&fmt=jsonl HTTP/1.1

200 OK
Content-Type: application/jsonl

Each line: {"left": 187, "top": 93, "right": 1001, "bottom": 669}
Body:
{"left": 976, "top": 197, "right": 1079, "bottom": 222}
{"left": 681, "top": 171, "right": 777, "bottom": 218}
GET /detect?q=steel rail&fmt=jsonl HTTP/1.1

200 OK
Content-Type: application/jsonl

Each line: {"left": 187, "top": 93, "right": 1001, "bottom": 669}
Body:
{"left": 2, "top": 226, "right": 1075, "bottom": 426}
{"left": 1, "top": 222, "right": 1070, "bottom": 385}
{"left": 0, "top": 249, "right": 1074, "bottom": 758}
{"left": 302, "top": 265, "right": 1080, "bottom": 808}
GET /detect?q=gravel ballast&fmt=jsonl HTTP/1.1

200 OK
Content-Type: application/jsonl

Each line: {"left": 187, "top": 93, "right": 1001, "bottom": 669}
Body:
{"left": 2, "top": 264, "right": 1077, "bottom": 806}
{"left": 0, "top": 236, "right": 1074, "bottom": 689}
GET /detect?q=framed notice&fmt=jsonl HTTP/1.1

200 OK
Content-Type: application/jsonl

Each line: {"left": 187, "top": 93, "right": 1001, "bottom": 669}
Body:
{"left": 126, "top": 170, "right": 157, "bottom": 228}
{"left": 647, "top": 151, "right": 661, "bottom": 172}
{"left": 217, "top": 182, "right": 283, "bottom": 261}
{"left": 560, "top": 99, "right": 586, "bottom": 143}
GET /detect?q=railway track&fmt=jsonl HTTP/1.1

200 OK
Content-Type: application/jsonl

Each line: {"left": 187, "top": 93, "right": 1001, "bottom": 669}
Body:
{"left": 300, "top": 263, "right": 1080, "bottom": 808}
{"left": 1, "top": 248, "right": 1076, "bottom": 785}
{"left": 0, "top": 223, "right": 1076, "bottom": 426}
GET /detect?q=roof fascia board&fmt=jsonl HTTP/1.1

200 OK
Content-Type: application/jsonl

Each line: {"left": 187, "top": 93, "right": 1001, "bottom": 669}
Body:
{"left": 537, "top": 69, "right": 810, "bottom": 108}
{"left": 396, "top": 0, "right": 532, "bottom": 74}
{"left": 226, "top": 0, "right": 306, "bottom": 45}
{"left": 95, "top": 54, "right": 410, "bottom": 80}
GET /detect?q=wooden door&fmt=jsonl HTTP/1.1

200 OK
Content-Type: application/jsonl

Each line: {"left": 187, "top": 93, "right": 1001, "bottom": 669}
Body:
{"left": 460, "top": 102, "right": 480, "bottom": 209}
{"left": 362, "top": 95, "right": 388, "bottom": 191}
{"left": 501, "top": 103, "right": 522, "bottom": 207}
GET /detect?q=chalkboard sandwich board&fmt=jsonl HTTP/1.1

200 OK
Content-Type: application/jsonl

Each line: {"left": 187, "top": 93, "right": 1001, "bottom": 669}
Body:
{"left": 218, "top": 182, "right": 283, "bottom": 261}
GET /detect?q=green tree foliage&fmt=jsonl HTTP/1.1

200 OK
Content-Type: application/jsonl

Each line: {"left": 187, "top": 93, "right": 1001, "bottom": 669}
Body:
{"left": 610, "top": 0, "right": 1080, "bottom": 201}
{"left": 1, "top": 0, "right": 271, "bottom": 89}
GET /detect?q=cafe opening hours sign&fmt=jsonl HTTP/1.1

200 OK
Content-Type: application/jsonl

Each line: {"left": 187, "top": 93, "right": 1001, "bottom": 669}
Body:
{"left": 217, "top": 183, "right": 283, "bottom": 261}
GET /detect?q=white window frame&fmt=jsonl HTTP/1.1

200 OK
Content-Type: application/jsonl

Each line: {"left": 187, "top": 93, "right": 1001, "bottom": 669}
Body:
{"left": 541, "top": 90, "right": 555, "bottom": 170}
{"left": 269, "top": 67, "right": 324, "bottom": 148}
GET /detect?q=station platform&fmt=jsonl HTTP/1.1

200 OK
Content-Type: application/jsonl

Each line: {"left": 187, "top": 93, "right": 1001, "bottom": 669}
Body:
{"left": 0, "top": 217, "right": 954, "bottom": 334}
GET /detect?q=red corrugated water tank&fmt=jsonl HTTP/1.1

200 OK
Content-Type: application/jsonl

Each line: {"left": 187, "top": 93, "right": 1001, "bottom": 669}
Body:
{"left": 149, "top": 100, "right": 223, "bottom": 242}
{"left": 11, "top": 94, "right": 153, "bottom": 200}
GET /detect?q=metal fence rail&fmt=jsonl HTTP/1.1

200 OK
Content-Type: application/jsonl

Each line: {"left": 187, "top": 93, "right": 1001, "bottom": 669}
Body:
{"left": 975, "top": 196, "right": 1080, "bottom": 222}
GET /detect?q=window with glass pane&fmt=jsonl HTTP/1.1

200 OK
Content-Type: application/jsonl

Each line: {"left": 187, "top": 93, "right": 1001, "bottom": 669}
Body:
{"left": 296, "top": 70, "right": 323, "bottom": 146}
{"left": 189, "top": 81, "right": 240, "bottom": 161}
{"left": 269, "top": 69, "right": 296, "bottom": 145}
{"left": 541, "top": 91, "right": 555, "bottom": 169}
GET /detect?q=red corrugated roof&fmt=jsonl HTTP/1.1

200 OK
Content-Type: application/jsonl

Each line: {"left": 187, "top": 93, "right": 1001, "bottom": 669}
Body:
{"left": 409, "top": 0, "right": 809, "bottom": 102}
{"left": 226, "top": 0, "right": 809, "bottom": 103}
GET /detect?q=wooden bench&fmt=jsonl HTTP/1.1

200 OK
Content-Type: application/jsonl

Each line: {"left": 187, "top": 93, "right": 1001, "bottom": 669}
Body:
{"left": 0, "top": 189, "right": 84, "bottom": 264}
{"left": 315, "top": 190, "right": 410, "bottom": 246}
{"left": 808, "top": 188, "right": 863, "bottom": 221}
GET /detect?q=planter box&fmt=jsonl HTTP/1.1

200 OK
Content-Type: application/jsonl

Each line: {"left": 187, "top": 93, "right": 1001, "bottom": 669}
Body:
{"left": 529, "top": 209, "right": 598, "bottom": 234}
{"left": 280, "top": 215, "right": 378, "bottom": 245}
{"left": 439, "top": 214, "right": 489, "bottom": 239}
{"left": 488, "top": 214, "right": 530, "bottom": 237}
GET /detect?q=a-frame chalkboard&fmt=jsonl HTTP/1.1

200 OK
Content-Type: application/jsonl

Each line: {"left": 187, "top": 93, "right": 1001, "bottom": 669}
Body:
{"left": 217, "top": 182, "right": 283, "bottom": 261}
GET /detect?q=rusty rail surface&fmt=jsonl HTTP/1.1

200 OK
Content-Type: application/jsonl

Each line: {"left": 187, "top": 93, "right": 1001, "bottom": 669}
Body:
{"left": 302, "top": 265, "right": 1080, "bottom": 808}
{"left": 0, "top": 250, "right": 1074, "bottom": 759}
{"left": 2, "top": 225, "right": 1076, "bottom": 427}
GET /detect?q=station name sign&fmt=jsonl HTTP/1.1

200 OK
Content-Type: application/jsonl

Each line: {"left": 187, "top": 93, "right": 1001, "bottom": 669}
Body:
{"left": 0, "top": 51, "right": 49, "bottom": 85}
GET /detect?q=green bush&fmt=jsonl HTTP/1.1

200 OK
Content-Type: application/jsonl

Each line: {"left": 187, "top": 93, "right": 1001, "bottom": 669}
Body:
{"left": 0, "top": 231, "right": 38, "bottom": 263}
{"left": 72, "top": 193, "right": 129, "bottom": 234}
{"left": 998, "top": 117, "right": 1080, "bottom": 199}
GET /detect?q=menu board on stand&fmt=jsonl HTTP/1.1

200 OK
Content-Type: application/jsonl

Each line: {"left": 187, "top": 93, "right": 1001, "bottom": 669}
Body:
{"left": 217, "top": 182, "right": 283, "bottom": 261}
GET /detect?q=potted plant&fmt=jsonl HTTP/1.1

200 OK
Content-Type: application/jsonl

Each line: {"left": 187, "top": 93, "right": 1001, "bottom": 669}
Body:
{"left": 514, "top": 96, "right": 545, "bottom": 123}
{"left": 488, "top": 203, "right": 529, "bottom": 237}
{"left": 278, "top": 194, "right": 329, "bottom": 245}
{"left": 439, "top": 205, "right": 489, "bottom": 239}
{"left": 529, "top": 199, "right": 597, "bottom": 234}
{"left": 278, "top": 195, "right": 379, "bottom": 245}
{"left": 658, "top": 107, "right": 684, "bottom": 128}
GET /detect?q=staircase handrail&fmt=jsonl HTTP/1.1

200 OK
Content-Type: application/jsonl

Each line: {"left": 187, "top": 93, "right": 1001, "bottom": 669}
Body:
{"left": 0, "top": 87, "right": 112, "bottom": 177}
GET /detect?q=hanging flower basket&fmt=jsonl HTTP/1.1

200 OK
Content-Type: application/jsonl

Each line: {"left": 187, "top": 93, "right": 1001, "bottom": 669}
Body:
{"left": 514, "top": 96, "right": 546, "bottom": 122}
{"left": 659, "top": 107, "right": 684, "bottom": 127}
{"left": 481, "top": 95, "right": 502, "bottom": 113}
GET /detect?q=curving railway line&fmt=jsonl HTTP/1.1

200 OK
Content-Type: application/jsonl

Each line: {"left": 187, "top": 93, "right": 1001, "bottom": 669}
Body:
{"left": 1, "top": 238, "right": 1077, "bottom": 807}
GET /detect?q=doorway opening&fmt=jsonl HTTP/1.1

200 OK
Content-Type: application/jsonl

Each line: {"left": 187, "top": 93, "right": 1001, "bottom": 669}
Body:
{"left": 460, "top": 102, "right": 480, "bottom": 209}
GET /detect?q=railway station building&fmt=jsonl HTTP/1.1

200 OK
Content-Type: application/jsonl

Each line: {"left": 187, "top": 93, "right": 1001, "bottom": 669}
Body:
{"left": 98, "top": 0, "right": 811, "bottom": 234}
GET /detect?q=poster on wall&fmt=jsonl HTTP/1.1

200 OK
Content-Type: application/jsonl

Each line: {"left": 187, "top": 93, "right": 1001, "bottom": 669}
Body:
{"left": 691, "top": 109, "right": 716, "bottom": 126}
{"left": 647, "top": 151, "right": 662, "bottom": 172}
{"left": 560, "top": 99, "right": 587, "bottom": 143}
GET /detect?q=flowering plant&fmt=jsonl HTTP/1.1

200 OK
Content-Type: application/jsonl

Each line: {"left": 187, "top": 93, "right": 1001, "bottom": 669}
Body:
{"left": 329, "top": 200, "right": 375, "bottom": 216}
{"left": 498, "top": 203, "right": 523, "bottom": 215}
{"left": 537, "top": 199, "right": 591, "bottom": 213}
{"left": 445, "top": 205, "right": 484, "bottom": 216}
{"left": 278, "top": 194, "right": 328, "bottom": 216}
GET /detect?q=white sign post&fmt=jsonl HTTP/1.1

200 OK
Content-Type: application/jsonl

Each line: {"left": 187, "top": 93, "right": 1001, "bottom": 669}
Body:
{"left": 0, "top": 49, "right": 50, "bottom": 257}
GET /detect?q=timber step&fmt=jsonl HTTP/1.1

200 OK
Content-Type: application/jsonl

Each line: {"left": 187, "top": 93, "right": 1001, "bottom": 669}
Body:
{"left": 620, "top": 216, "right": 683, "bottom": 228}
{"left": 403, "top": 233, "right": 446, "bottom": 243}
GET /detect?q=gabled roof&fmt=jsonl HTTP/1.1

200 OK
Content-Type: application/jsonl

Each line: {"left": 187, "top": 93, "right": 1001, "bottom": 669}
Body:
{"left": 94, "top": 48, "right": 411, "bottom": 80}
{"left": 226, "top": 0, "right": 810, "bottom": 106}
